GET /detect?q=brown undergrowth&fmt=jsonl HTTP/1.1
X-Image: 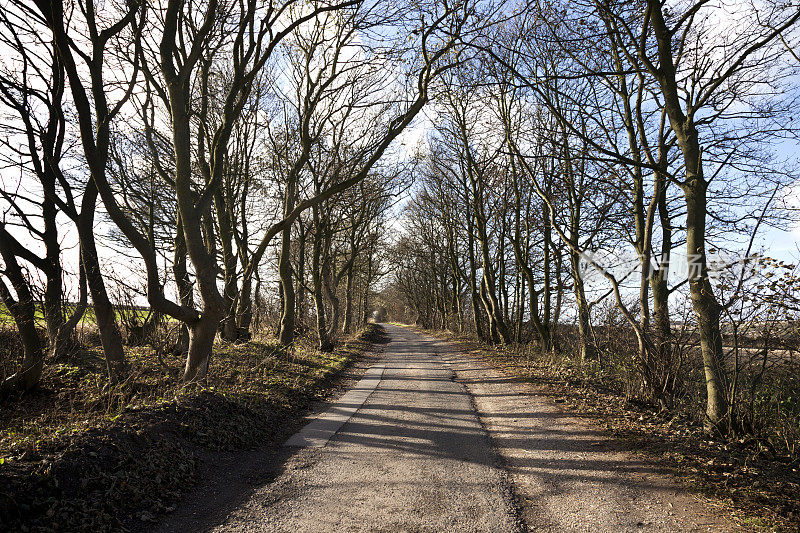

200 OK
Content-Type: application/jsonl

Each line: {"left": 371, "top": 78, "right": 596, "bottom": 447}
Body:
{"left": 418, "top": 327, "right": 800, "bottom": 532}
{"left": 0, "top": 324, "right": 385, "bottom": 532}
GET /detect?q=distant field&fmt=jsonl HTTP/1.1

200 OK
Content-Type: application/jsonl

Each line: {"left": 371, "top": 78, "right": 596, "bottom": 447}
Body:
{"left": 0, "top": 303, "right": 151, "bottom": 329}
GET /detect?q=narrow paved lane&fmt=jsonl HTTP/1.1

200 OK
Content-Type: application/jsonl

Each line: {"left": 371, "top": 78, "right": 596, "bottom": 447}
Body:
{"left": 213, "top": 325, "right": 734, "bottom": 532}
{"left": 215, "top": 325, "right": 521, "bottom": 532}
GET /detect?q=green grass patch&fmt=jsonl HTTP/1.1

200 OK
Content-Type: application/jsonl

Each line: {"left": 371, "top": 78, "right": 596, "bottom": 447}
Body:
{"left": 0, "top": 303, "right": 153, "bottom": 329}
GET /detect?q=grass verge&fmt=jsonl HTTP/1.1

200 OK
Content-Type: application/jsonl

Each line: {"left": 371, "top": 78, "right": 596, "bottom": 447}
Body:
{"left": 416, "top": 326, "right": 800, "bottom": 532}
{"left": 0, "top": 323, "right": 386, "bottom": 532}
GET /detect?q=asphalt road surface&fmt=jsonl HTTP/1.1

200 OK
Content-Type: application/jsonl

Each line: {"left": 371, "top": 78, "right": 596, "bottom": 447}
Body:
{"left": 211, "top": 325, "right": 735, "bottom": 532}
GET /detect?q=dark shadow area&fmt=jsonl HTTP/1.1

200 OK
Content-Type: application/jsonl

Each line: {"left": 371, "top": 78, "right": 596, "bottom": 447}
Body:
{"left": 156, "top": 325, "right": 685, "bottom": 532}
{"left": 326, "top": 399, "right": 673, "bottom": 497}
{"left": 142, "top": 331, "right": 388, "bottom": 533}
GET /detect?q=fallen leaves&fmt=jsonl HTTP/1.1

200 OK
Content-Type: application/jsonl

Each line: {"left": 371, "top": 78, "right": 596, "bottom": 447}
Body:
{"left": 435, "top": 330, "right": 800, "bottom": 532}
{"left": 0, "top": 325, "right": 383, "bottom": 532}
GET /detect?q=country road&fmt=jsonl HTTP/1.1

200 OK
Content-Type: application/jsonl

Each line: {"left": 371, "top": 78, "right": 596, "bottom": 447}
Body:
{"left": 169, "top": 325, "right": 736, "bottom": 532}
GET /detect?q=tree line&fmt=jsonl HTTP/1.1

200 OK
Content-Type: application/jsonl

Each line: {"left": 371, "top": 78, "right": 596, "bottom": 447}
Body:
{"left": 388, "top": 0, "right": 800, "bottom": 439}
{"left": 1, "top": 0, "right": 800, "bottom": 445}
{"left": 0, "top": 0, "right": 472, "bottom": 393}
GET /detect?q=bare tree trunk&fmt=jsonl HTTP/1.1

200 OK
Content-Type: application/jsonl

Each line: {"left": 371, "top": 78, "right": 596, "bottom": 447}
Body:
{"left": 324, "top": 273, "right": 340, "bottom": 344}
{"left": 322, "top": 229, "right": 340, "bottom": 344}
{"left": 479, "top": 277, "right": 500, "bottom": 344}
{"left": 236, "top": 275, "right": 253, "bottom": 342}
{"left": 542, "top": 201, "right": 553, "bottom": 351}
{"left": 78, "top": 183, "right": 128, "bottom": 382}
{"left": 42, "top": 193, "right": 68, "bottom": 356}
{"left": 34, "top": 0, "right": 134, "bottom": 382}
{"left": 647, "top": 0, "right": 728, "bottom": 431}
{"left": 342, "top": 265, "right": 354, "bottom": 334}
{"left": 466, "top": 208, "right": 484, "bottom": 340}
{"left": 552, "top": 240, "right": 563, "bottom": 340}
{"left": 169, "top": 84, "right": 225, "bottom": 383}
{"left": 477, "top": 227, "right": 510, "bottom": 343}
{"left": 0, "top": 231, "right": 44, "bottom": 394}
{"left": 42, "top": 227, "right": 86, "bottom": 360}
{"left": 363, "top": 247, "right": 373, "bottom": 324}
{"left": 296, "top": 223, "right": 307, "bottom": 335}
{"left": 278, "top": 181, "right": 297, "bottom": 346}
{"left": 568, "top": 249, "right": 595, "bottom": 362}
{"left": 183, "top": 313, "right": 218, "bottom": 382}
{"left": 650, "top": 170, "right": 674, "bottom": 398}
{"left": 684, "top": 178, "right": 727, "bottom": 430}
{"left": 312, "top": 208, "right": 333, "bottom": 351}
{"left": 499, "top": 228, "right": 511, "bottom": 328}
{"left": 510, "top": 203, "right": 551, "bottom": 352}
{"left": 173, "top": 216, "right": 192, "bottom": 355}
{"left": 54, "top": 260, "right": 88, "bottom": 359}
{"left": 215, "top": 184, "right": 239, "bottom": 343}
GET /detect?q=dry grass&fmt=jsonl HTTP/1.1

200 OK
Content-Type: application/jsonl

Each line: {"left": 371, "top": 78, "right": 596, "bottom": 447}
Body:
{"left": 0, "top": 324, "right": 384, "bottom": 532}
{"left": 420, "top": 327, "right": 800, "bottom": 532}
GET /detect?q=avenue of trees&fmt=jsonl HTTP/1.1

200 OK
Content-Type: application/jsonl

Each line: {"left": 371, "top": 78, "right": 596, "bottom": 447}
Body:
{"left": 0, "top": 0, "right": 470, "bottom": 392}
{"left": 1, "top": 0, "right": 799, "bottom": 449}
{"left": 388, "top": 0, "right": 800, "bottom": 442}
